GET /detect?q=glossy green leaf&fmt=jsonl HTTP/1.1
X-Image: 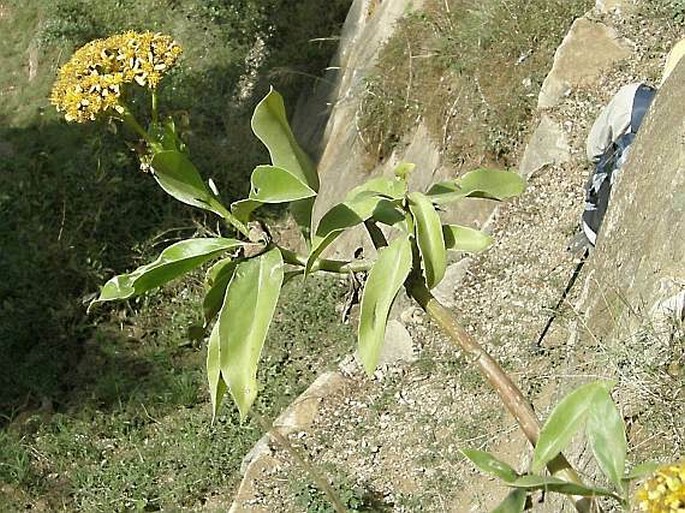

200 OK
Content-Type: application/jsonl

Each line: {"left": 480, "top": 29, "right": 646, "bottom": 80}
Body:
{"left": 587, "top": 388, "right": 626, "bottom": 489}
{"left": 370, "top": 200, "right": 406, "bottom": 227}
{"left": 217, "top": 247, "right": 284, "bottom": 420}
{"left": 252, "top": 88, "right": 318, "bottom": 242}
{"left": 443, "top": 225, "right": 493, "bottom": 253}
{"left": 92, "top": 238, "right": 242, "bottom": 308}
{"left": 427, "top": 168, "right": 525, "bottom": 204}
{"left": 358, "top": 235, "right": 412, "bottom": 374}
{"left": 149, "top": 118, "right": 186, "bottom": 153}
{"left": 623, "top": 462, "right": 660, "bottom": 480}
{"left": 508, "top": 475, "right": 617, "bottom": 498}
{"left": 305, "top": 175, "right": 406, "bottom": 261}
{"left": 203, "top": 258, "right": 238, "bottom": 325}
{"left": 206, "top": 321, "right": 228, "bottom": 421}
{"left": 491, "top": 489, "right": 527, "bottom": 513}
{"left": 230, "top": 198, "right": 262, "bottom": 223}
{"left": 533, "top": 381, "right": 615, "bottom": 473}
{"left": 249, "top": 165, "right": 317, "bottom": 203}
{"left": 228, "top": 166, "right": 316, "bottom": 224}
{"left": 306, "top": 194, "right": 392, "bottom": 275}
{"left": 408, "top": 191, "right": 446, "bottom": 289}
{"left": 462, "top": 449, "right": 519, "bottom": 483}
{"left": 151, "top": 150, "right": 229, "bottom": 218}
{"left": 251, "top": 88, "right": 318, "bottom": 191}
{"left": 307, "top": 205, "right": 364, "bottom": 275}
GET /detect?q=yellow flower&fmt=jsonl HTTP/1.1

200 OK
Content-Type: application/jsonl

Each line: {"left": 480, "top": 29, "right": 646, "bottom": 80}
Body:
{"left": 636, "top": 462, "right": 685, "bottom": 513}
{"left": 50, "top": 31, "right": 182, "bottom": 123}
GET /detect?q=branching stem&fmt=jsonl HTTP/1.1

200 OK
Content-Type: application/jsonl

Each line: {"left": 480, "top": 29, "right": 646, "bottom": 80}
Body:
{"left": 278, "top": 247, "right": 373, "bottom": 274}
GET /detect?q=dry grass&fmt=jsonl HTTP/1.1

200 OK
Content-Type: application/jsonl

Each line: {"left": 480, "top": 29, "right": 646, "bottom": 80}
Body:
{"left": 357, "top": 0, "right": 592, "bottom": 170}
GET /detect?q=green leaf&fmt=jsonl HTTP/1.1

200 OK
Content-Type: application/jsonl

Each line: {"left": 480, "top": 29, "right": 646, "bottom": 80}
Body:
{"left": 206, "top": 321, "right": 228, "bottom": 421}
{"left": 427, "top": 168, "right": 525, "bottom": 204}
{"left": 230, "top": 198, "right": 262, "bottom": 224}
{"left": 92, "top": 238, "right": 242, "bottom": 308}
{"left": 491, "top": 490, "right": 527, "bottom": 513}
{"left": 151, "top": 150, "right": 229, "bottom": 218}
{"left": 408, "top": 191, "right": 446, "bottom": 289}
{"left": 508, "top": 475, "right": 616, "bottom": 498}
{"left": 252, "top": 88, "right": 318, "bottom": 242}
{"left": 228, "top": 166, "right": 317, "bottom": 225}
{"left": 252, "top": 88, "right": 318, "bottom": 191}
{"left": 249, "top": 165, "right": 317, "bottom": 203}
{"left": 358, "top": 235, "right": 412, "bottom": 374}
{"left": 587, "top": 388, "right": 626, "bottom": 489}
{"left": 217, "top": 247, "right": 284, "bottom": 420}
{"left": 623, "top": 462, "right": 660, "bottom": 481}
{"left": 533, "top": 381, "right": 615, "bottom": 473}
{"left": 462, "top": 449, "right": 519, "bottom": 483}
{"left": 443, "top": 225, "right": 493, "bottom": 253}
{"left": 203, "top": 258, "right": 238, "bottom": 325}
{"left": 149, "top": 118, "right": 186, "bottom": 153}
{"left": 306, "top": 194, "right": 394, "bottom": 275}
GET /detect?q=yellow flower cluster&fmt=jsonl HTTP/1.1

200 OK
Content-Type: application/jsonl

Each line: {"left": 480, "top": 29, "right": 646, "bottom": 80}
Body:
{"left": 637, "top": 463, "right": 685, "bottom": 513}
{"left": 50, "top": 31, "right": 182, "bottom": 123}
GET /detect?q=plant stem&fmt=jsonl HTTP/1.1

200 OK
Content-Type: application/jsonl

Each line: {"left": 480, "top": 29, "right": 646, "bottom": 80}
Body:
{"left": 278, "top": 247, "right": 373, "bottom": 274}
{"left": 215, "top": 205, "right": 250, "bottom": 239}
{"left": 253, "top": 413, "right": 348, "bottom": 513}
{"left": 151, "top": 90, "right": 158, "bottom": 125}
{"left": 118, "top": 106, "right": 152, "bottom": 143}
{"left": 361, "top": 221, "right": 596, "bottom": 511}
{"left": 406, "top": 277, "right": 597, "bottom": 513}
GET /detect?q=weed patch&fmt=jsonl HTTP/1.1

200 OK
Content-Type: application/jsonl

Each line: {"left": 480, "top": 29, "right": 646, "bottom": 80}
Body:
{"left": 358, "top": 0, "right": 592, "bottom": 168}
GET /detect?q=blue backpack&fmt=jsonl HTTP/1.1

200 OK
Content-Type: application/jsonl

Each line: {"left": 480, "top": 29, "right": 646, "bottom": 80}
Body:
{"left": 581, "top": 84, "right": 656, "bottom": 246}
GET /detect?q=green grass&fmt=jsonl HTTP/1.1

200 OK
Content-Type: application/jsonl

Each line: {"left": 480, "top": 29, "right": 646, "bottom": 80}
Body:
{"left": 357, "top": 0, "right": 592, "bottom": 168}
{"left": 289, "top": 463, "right": 390, "bottom": 513}
{"left": 1, "top": 274, "right": 356, "bottom": 511}
{"left": 0, "top": 0, "right": 352, "bottom": 509}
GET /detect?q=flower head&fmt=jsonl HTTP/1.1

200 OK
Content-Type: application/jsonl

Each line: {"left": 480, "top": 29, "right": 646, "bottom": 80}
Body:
{"left": 50, "top": 31, "right": 182, "bottom": 123}
{"left": 636, "top": 462, "right": 685, "bottom": 513}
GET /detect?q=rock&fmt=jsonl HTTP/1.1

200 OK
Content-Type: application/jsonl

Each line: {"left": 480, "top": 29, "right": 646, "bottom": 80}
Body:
{"left": 431, "top": 258, "right": 474, "bottom": 308}
{"left": 380, "top": 320, "right": 415, "bottom": 365}
{"left": 578, "top": 59, "right": 685, "bottom": 342}
{"left": 229, "top": 453, "right": 280, "bottom": 513}
{"left": 239, "top": 436, "right": 272, "bottom": 475}
{"left": 354, "top": 319, "right": 415, "bottom": 368}
{"left": 538, "top": 18, "right": 633, "bottom": 109}
{"left": 274, "top": 371, "right": 349, "bottom": 432}
{"left": 400, "top": 306, "right": 424, "bottom": 325}
{"left": 230, "top": 370, "right": 349, "bottom": 512}
{"left": 518, "top": 115, "right": 571, "bottom": 178}
{"left": 595, "top": 0, "right": 632, "bottom": 13}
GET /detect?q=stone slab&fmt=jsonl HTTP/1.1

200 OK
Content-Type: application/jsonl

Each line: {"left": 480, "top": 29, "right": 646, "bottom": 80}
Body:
{"left": 538, "top": 18, "right": 632, "bottom": 109}
{"left": 518, "top": 115, "right": 571, "bottom": 178}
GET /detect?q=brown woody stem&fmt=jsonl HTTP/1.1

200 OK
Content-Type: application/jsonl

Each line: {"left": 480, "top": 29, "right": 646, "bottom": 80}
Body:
{"left": 406, "top": 276, "right": 597, "bottom": 513}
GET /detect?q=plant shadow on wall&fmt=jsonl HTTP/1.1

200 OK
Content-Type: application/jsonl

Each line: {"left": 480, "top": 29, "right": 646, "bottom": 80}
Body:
{"left": 0, "top": 0, "right": 351, "bottom": 421}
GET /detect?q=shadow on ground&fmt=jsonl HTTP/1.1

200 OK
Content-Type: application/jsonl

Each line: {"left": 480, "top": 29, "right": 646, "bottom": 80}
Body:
{"left": 0, "top": 50, "right": 341, "bottom": 423}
